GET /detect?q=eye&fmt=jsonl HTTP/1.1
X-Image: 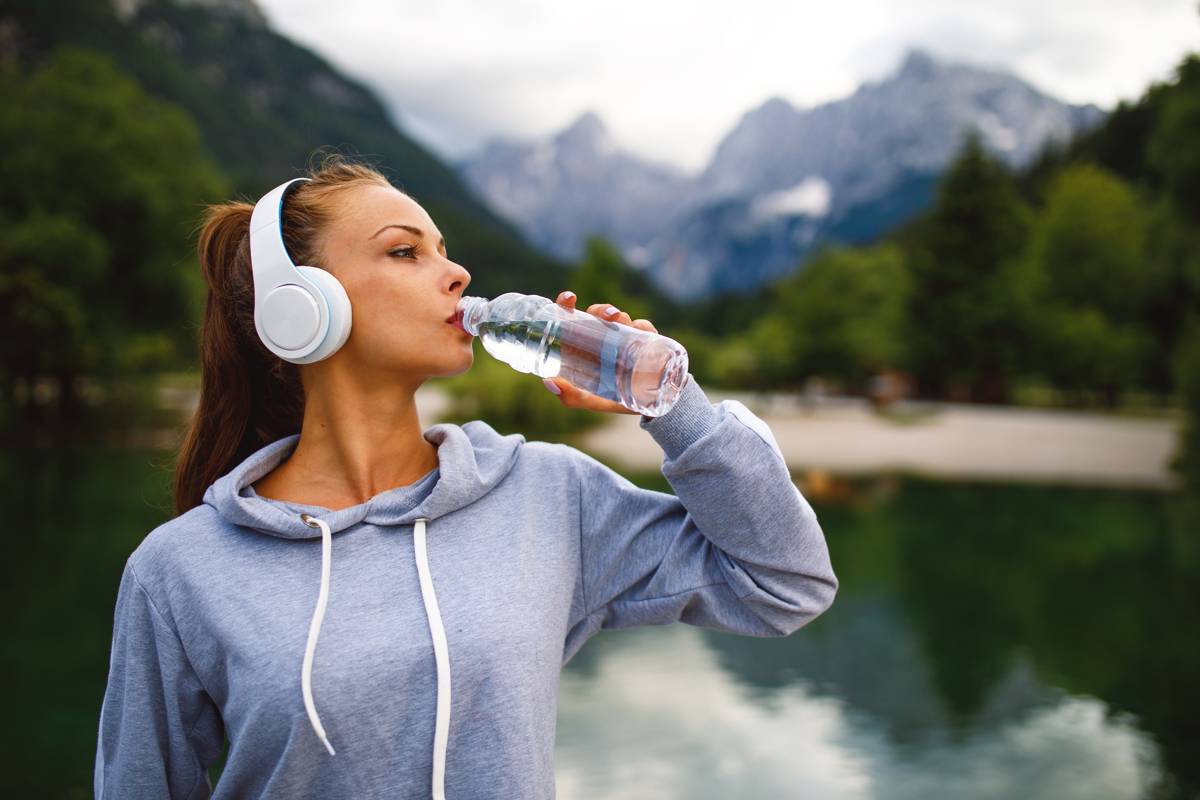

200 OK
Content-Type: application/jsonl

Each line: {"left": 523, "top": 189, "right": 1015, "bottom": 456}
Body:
{"left": 388, "top": 245, "right": 418, "bottom": 260}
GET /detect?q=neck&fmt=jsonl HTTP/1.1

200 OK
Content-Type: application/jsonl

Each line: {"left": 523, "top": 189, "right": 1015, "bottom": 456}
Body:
{"left": 258, "top": 365, "right": 440, "bottom": 511}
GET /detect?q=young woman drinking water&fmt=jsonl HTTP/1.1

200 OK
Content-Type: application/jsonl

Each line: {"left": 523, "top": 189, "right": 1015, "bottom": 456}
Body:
{"left": 93, "top": 154, "right": 837, "bottom": 799}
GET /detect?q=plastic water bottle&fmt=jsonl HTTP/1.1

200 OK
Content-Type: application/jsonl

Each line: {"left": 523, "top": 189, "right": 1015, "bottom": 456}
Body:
{"left": 454, "top": 292, "right": 690, "bottom": 417}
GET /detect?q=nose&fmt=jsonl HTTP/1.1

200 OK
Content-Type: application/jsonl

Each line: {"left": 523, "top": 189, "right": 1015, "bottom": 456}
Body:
{"left": 447, "top": 258, "right": 471, "bottom": 294}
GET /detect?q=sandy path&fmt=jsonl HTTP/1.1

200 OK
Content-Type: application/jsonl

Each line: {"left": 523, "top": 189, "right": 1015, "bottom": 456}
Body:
{"left": 562, "top": 392, "right": 1183, "bottom": 490}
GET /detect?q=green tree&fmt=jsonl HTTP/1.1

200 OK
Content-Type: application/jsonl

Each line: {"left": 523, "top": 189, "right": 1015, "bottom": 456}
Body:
{"left": 1172, "top": 316, "right": 1200, "bottom": 490}
{"left": 1029, "top": 165, "right": 1149, "bottom": 319}
{"left": 763, "top": 247, "right": 912, "bottom": 391}
{"left": 0, "top": 46, "right": 228, "bottom": 420}
{"left": 0, "top": 213, "right": 108, "bottom": 408}
{"left": 1023, "top": 164, "right": 1155, "bottom": 403}
{"left": 1142, "top": 56, "right": 1200, "bottom": 397}
{"left": 902, "top": 132, "right": 1034, "bottom": 402}
{"left": 703, "top": 244, "right": 911, "bottom": 391}
{"left": 1148, "top": 55, "right": 1200, "bottom": 218}
{"left": 789, "top": 244, "right": 911, "bottom": 389}
{"left": 568, "top": 237, "right": 652, "bottom": 323}
{"left": 1033, "top": 307, "right": 1149, "bottom": 405}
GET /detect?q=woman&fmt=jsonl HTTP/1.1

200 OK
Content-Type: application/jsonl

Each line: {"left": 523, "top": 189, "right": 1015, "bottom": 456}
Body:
{"left": 93, "top": 155, "right": 837, "bottom": 799}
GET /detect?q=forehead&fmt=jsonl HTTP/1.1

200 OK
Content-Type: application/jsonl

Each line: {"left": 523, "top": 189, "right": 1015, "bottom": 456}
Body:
{"left": 337, "top": 183, "right": 439, "bottom": 241}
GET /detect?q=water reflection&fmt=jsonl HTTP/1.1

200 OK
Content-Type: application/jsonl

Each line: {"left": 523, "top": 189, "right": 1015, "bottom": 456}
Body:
{"left": 1, "top": 444, "right": 177, "bottom": 797}
{"left": 557, "top": 625, "right": 1160, "bottom": 800}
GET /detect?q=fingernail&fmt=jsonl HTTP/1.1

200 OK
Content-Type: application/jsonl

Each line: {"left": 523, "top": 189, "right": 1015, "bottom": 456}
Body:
{"left": 562, "top": 291, "right": 575, "bottom": 301}
{"left": 543, "top": 378, "right": 561, "bottom": 395}
{"left": 604, "top": 306, "right": 619, "bottom": 316}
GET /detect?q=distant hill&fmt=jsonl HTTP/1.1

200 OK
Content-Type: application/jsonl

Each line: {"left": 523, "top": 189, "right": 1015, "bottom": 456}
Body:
{"left": 0, "top": 0, "right": 566, "bottom": 298}
{"left": 459, "top": 49, "right": 1105, "bottom": 301}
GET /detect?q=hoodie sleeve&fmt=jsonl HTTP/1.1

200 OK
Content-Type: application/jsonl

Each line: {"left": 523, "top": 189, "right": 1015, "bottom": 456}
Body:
{"left": 568, "top": 372, "right": 838, "bottom": 645}
{"left": 94, "top": 559, "right": 223, "bottom": 800}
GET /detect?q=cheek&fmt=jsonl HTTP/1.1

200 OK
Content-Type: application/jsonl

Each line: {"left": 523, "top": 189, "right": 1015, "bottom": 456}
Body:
{"left": 346, "top": 275, "right": 427, "bottom": 350}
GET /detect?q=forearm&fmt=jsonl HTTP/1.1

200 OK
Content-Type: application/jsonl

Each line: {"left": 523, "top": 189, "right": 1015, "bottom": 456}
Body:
{"left": 638, "top": 374, "right": 838, "bottom": 624}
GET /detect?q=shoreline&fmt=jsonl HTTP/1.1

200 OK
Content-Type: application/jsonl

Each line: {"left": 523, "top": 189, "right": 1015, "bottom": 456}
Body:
{"left": 47, "top": 383, "right": 1184, "bottom": 492}
{"left": 565, "top": 390, "right": 1183, "bottom": 492}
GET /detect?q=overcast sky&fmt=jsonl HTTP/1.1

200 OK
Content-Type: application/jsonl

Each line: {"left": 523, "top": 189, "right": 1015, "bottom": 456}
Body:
{"left": 255, "top": 0, "right": 1200, "bottom": 172}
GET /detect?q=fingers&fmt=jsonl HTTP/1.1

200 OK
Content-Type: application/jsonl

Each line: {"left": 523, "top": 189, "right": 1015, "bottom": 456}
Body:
{"left": 631, "top": 318, "right": 657, "bottom": 333}
{"left": 588, "top": 304, "right": 656, "bottom": 333}
{"left": 547, "top": 290, "right": 653, "bottom": 415}
{"left": 543, "top": 375, "right": 639, "bottom": 414}
{"left": 586, "top": 302, "right": 623, "bottom": 321}
{"left": 558, "top": 290, "right": 653, "bottom": 332}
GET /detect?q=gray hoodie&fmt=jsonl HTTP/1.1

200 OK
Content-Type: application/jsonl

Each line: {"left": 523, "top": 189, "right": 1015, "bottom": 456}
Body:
{"left": 94, "top": 373, "right": 837, "bottom": 799}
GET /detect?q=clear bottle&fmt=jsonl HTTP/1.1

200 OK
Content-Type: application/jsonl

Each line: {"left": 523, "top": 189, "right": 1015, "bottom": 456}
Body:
{"left": 455, "top": 292, "right": 690, "bottom": 417}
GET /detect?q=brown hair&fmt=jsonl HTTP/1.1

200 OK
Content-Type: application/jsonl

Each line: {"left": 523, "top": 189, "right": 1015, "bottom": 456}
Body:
{"left": 173, "top": 154, "right": 395, "bottom": 516}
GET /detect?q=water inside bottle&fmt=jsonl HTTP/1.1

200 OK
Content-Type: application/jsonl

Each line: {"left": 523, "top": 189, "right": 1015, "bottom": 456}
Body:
{"left": 476, "top": 317, "right": 564, "bottom": 377}
{"left": 475, "top": 310, "right": 688, "bottom": 416}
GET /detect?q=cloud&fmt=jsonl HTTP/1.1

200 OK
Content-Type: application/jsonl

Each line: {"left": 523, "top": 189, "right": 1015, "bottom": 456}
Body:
{"left": 256, "top": 0, "right": 1200, "bottom": 171}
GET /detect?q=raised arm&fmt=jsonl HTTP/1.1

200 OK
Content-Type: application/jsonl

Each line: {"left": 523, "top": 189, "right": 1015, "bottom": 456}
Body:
{"left": 563, "top": 373, "right": 837, "bottom": 661}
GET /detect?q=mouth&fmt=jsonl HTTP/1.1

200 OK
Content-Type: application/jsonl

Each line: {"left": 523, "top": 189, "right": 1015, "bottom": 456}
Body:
{"left": 446, "top": 309, "right": 467, "bottom": 332}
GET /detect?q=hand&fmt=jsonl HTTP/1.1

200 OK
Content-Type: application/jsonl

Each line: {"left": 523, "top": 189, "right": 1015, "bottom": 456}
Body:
{"left": 542, "top": 290, "right": 658, "bottom": 416}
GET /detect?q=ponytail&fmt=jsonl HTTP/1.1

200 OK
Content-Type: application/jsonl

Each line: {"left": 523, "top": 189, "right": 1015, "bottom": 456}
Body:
{"left": 173, "top": 153, "right": 394, "bottom": 515}
{"left": 173, "top": 202, "right": 304, "bottom": 515}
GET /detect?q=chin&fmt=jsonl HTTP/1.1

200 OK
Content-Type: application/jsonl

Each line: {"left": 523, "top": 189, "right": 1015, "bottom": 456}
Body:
{"left": 431, "top": 348, "right": 474, "bottom": 378}
{"left": 450, "top": 350, "right": 475, "bottom": 376}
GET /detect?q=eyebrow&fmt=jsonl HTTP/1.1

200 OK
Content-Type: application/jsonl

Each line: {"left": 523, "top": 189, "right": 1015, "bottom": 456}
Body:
{"left": 369, "top": 223, "right": 446, "bottom": 252}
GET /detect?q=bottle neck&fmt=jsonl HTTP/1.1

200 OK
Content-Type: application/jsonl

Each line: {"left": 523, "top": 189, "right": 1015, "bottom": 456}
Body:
{"left": 458, "top": 296, "right": 489, "bottom": 336}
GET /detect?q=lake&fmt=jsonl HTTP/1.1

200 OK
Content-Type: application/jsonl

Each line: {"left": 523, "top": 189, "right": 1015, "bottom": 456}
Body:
{"left": 4, "top": 443, "right": 1196, "bottom": 798}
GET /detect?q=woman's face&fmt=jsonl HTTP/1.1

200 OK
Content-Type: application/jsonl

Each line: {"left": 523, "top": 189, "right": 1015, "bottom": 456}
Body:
{"left": 314, "top": 183, "right": 475, "bottom": 379}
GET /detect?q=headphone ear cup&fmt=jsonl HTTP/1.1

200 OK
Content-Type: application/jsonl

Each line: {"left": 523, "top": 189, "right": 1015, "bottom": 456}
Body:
{"left": 293, "top": 266, "right": 352, "bottom": 363}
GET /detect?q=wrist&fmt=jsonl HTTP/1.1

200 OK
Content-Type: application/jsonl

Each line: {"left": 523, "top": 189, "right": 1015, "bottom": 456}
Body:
{"left": 637, "top": 373, "right": 720, "bottom": 459}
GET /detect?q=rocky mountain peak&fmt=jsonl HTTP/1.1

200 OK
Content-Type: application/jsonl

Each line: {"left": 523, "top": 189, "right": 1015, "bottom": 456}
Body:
{"left": 554, "top": 110, "right": 612, "bottom": 152}
{"left": 896, "top": 48, "right": 941, "bottom": 81}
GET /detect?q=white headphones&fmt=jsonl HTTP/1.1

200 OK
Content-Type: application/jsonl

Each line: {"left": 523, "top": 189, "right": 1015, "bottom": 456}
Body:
{"left": 250, "top": 178, "right": 352, "bottom": 364}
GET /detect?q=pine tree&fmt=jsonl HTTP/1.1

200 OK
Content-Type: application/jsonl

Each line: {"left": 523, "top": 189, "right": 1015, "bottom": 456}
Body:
{"left": 902, "top": 132, "right": 1033, "bottom": 403}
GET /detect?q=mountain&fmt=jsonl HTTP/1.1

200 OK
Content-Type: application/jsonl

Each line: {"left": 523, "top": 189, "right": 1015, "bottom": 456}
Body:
{"left": 697, "top": 50, "right": 1104, "bottom": 209}
{"left": 458, "top": 49, "right": 1106, "bottom": 301}
{"left": 0, "top": 0, "right": 566, "bottom": 299}
{"left": 456, "top": 112, "right": 692, "bottom": 263}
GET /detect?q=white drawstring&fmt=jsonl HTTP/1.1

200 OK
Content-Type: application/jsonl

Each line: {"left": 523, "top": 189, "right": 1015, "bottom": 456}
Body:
{"left": 299, "top": 513, "right": 336, "bottom": 756}
{"left": 295, "top": 514, "right": 452, "bottom": 792}
{"left": 413, "top": 517, "right": 452, "bottom": 800}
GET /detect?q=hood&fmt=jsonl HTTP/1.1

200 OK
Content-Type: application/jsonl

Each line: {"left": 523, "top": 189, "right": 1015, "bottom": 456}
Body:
{"left": 198, "top": 419, "right": 524, "bottom": 768}
{"left": 202, "top": 420, "right": 525, "bottom": 538}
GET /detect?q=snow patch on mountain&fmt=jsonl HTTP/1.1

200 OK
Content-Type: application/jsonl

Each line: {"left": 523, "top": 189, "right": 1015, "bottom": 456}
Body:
{"left": 751, "top": 177, "right": 833, "bottom": 222}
